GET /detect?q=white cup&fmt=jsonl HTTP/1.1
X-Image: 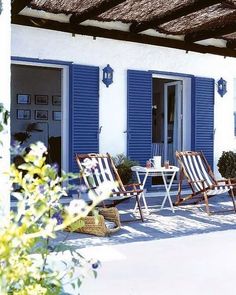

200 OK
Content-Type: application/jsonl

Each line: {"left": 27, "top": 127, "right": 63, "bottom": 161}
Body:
{"left": 149, "top": 156, "right": 162, "bottom": 169}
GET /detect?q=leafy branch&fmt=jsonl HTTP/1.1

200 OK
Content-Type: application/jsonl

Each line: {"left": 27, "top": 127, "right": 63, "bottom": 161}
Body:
{"left": 0, "top": 103, "right": 9, "bottom": 146}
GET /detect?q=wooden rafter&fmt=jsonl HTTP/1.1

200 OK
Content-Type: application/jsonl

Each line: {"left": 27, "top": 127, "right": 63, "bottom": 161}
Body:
{"left": 11, "top": 0, "right": 32, "bottom": 16}
{"left": 227, "top": 39, "right": 236, "bottom": 48}
{"left": 129, "top": 0, "right": 223, "bottom": 34}
{"left": 11, "top": 15, "right": 236, "bottom": 58}
{"left": 221, "top": 1, "right": 236, "bottom": 9}
{"left": 185, "top": 21, "right": 236, "bottom": 42}
{"left": 70, "top": 0, "right": 126, "bottom": 24}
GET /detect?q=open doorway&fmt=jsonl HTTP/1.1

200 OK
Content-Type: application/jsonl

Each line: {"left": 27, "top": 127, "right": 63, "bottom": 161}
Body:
{"left": 151, "top": 74, "right": 192, "bottom": 186}
{"left": 152, "top": 77, "right": 183, "bottom": 166}
{"left": 11, "top": 64, "right": 62, "bottom": 171}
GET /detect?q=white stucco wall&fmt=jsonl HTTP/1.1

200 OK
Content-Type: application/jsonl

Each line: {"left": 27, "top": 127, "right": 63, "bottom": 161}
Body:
{"left": 11, "top": 25, "right": 236, "bottom": 174}
{"left": 0, "top": 0, "right": 11, "bottom": 217}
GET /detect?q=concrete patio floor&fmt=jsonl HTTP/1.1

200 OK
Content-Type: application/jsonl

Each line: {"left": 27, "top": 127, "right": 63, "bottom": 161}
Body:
{"left": 55, "top": 194, "right": 236, "bottom": 295}
{"left": 77, "top": 230, "right": 236, "bottom": 295}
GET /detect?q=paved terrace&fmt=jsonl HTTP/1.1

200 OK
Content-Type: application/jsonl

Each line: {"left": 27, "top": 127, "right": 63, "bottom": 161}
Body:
{"left": 54, "top": 194, "right": 236, "bottom": 295}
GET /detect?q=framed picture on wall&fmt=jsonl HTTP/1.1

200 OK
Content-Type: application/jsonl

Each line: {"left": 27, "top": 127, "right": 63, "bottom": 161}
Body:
{"left": 52, "top": 95, "right": 61, "bottom": 106}
{"left": 35, "top": 95, "right": 48, "bottom": 105}
{"left": 35, "top": 110, "right": 48, "bottom": 120}
{"left": 17, "top": 109, "right": 31, "bottom": 120}
{"left": 17, "top": 94, "right": 31, "bottom": 104}
{"left": 53, "top": 111, "right": 61, "bottom": 121}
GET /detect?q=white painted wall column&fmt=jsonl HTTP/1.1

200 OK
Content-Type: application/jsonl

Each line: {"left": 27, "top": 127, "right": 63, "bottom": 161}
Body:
{"left": 0, "top": 0, "right": 11, "bottom": 218}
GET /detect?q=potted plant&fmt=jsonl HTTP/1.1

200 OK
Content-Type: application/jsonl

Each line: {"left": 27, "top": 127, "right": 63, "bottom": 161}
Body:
{"left": 112, "top": 153, "right": 139, "bottom": 185}
{"left": 217, "top": 151, "right": 236, "bottom": 193}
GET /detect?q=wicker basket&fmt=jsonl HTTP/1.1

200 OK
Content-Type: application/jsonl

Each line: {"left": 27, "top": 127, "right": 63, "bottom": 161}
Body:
{"left": 66, "top": 207, "right": 121, "bottom": 237}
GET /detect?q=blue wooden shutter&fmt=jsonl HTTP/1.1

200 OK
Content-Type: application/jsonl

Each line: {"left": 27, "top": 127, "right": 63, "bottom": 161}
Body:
{"left": 192, "top": 77, "right": 215, "bottom": 167}
{"left": 127, "top": 70, "right": 152, "bottom": 165}
{"left": 69, "top": 64, "right": 99, "bottom": 172}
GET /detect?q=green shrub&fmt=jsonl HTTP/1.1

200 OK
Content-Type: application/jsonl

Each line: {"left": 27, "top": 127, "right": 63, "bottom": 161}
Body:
{"left": 217, "top": 151, "right": 236, "bottom": 179}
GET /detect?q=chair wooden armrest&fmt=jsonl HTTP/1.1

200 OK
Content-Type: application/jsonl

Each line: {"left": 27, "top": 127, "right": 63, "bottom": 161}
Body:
{"left": 225, "top": 179, "right": 236, "bottom": 186}
{"left": 215, "top": 179, "right": 227, "bottom": 186}
{"left": 123, "top": 183, "right": 142, "bottom": 192}
{"left": 215, "top": 179, "right": 236, "bottom": 185}
{"left": 189, "top": 179, "right": 206, "bottom": 184}
{"left": 212, "top": 183, "right": 235, "bottom": 189}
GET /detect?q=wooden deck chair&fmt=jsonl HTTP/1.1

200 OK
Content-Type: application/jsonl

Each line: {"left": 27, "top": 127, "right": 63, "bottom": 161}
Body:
{"left": 76, "top": 153, "right": 144, "bottom": 222}
{"left": 175, "top": 151, "right": 236, "bottom": 215}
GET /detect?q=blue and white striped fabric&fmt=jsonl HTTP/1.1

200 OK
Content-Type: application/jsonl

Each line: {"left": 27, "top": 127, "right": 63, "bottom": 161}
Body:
{"left": 180, "top": 152, "right": 232, "bottom": 196}
{"left": 76, "top": 154, "right": 142, "bottom": 201}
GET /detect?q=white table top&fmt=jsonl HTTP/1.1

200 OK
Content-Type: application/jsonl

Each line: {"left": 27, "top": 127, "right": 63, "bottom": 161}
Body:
{"left": 131, "top": 165, "right": 179, "bottom": 173}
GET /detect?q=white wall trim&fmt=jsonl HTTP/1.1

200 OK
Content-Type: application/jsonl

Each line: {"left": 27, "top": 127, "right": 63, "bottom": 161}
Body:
{"left": 0, "top": 0, "right": 11, "bottom": 218}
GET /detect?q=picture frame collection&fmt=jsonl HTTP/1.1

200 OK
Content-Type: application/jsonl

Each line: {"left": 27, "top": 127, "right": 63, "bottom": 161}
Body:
{"left": 16, "top": 94, "right": 61, "bottom": 121}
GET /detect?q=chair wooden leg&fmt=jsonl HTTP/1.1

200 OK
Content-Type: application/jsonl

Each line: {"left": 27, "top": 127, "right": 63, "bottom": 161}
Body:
{"left": 203, "top": 192, "right": 210, "bottom": 215}
{"left": 229, "top": 188, "right": 236, "bottom": 213}
{"left": 175, "top": 168, "right": 184, "bottom": 205}
{"left": 136, "top": 195, "right": 144, "bottom": 222}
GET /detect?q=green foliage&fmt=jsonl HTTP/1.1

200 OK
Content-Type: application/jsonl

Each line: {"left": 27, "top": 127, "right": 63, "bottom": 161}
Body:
{"left": 0, "top": 142, "right": 104, "bottom": 295}
{"left": 217, "top": 151, "right": 236, "bottom": 179}
{"left": 0, "top": 104, "right": 114, "bottom": 294}
{"left": 112, "top": 154, "right": 139, "bottom": 184}
{"left": 0, "top": 103, "right": 9, "bottom": 146}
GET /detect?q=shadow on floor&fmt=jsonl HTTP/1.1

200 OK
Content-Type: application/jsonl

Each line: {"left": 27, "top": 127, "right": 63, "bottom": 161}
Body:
{"left": 54, "top": 194, "right": 236, "bottom": 249}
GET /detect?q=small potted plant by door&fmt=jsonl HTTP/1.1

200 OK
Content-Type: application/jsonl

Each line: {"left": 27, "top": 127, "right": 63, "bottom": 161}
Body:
{"left": 112, "top": 153, "right": 139, "bottom": 185}
{"left": 217, "top": 151, "right": 236, "bottom": 194}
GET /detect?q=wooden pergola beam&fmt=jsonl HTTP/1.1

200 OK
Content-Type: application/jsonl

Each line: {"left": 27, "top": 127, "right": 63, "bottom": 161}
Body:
{"left": 11, "top": 15, "right": 236, "bottom": 58}
{"left": 130, "top": 0, "right": 223, "bottom": 34}
{"left": 226, "top": 39, "right": 236, "bottom": 49}
{"left": 70, "top": 0, "right": 126, "bottom": 24}
{"left": 185, "top": 21, "right": 236, "bottom": 42}
{"left": 11, "top": 0, "right": 32, "bottom": 16}
{"left": 221, "top": 1, "right": 236, "bottom": 9}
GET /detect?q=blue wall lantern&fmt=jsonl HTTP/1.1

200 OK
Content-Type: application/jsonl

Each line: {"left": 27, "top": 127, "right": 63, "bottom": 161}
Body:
{"left": 217, "top": 77, "right": 227, "bottom": 97}
{"left": 102, "top": 64, "right": 113, "bottom": 88}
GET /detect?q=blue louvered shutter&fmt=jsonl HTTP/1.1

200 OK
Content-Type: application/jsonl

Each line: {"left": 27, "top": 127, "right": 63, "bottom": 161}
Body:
{"left": 69, "top": 64, "right": 99, "bottom": 172}
{"left": 127, "top": 70, "right": 152, "bottom": 165}
{"left": 192, "top": 77, "right": 215, "bottom": 167}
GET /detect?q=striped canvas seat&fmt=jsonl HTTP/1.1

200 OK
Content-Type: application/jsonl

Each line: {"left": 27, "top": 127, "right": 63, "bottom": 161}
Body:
{"left": 175, "top": 151, "right": 236, "bottom": 215}
{"left": 76, "top": 153, "right": 144, "bottom": 221}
